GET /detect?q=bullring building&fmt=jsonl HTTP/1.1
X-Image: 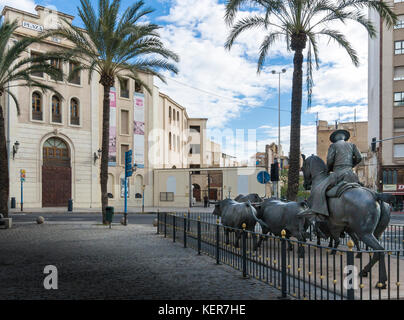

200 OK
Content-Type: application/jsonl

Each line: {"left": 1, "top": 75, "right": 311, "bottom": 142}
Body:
{"left": 1, "top": 5, "right": 265, "bottom": 210}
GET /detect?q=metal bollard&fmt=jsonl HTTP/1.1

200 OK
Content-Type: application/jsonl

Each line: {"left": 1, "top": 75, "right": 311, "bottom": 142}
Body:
{"left": 242, "top": 223, "right": 247, "bottom": 278}
{"left": 173, "top": 214, "right": 176, "bottom": 242}
{"left": 68, "top": 199, "right": 73, "bottom": 212}
{"left": 184, "top": 214, "right": 187, "bottom": 248}
{"left": 156, "top": 210, "right": 160, "bottom": 234}
{"left": 216, "top": 219, "right": 220, "bottom": 265}
{"left": 346, "top": 240, "right": 355, "bottom": 300}
{"left": 164, "top": 212, "right": 167, "bottom": 238}
{"left": 197, "top": 216, "right": 201, "bottom": 255}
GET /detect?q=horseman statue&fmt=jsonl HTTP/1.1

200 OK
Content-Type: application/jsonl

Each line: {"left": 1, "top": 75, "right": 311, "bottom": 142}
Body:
{"left": 305, "top": 129, "right": 362, "bottom": 218}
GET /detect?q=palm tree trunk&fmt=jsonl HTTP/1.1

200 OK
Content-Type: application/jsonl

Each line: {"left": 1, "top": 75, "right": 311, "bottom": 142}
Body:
{"left": 100, "top": 84, "right": 111, "bottom": 223}
{"left": 287, "top": 42, "right": 305, "bottom": 201}
{"left": 0, "top": 106, "right": 9, "bottom": 217}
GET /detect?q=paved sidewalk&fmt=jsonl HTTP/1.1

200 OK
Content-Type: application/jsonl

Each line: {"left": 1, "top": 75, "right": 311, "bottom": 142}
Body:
{"left": 9, "top": 206, "right": 214, "bottom": 214}
{"left": 0, "top": 222, "right": 280, "bottom": 300}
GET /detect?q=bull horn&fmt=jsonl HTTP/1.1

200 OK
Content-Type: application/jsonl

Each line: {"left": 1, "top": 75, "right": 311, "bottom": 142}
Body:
{"left": 301, "top": 154, "right": 306, "bottom": 161}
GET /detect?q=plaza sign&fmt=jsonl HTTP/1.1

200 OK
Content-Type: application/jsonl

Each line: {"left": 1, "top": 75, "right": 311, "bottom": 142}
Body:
{"left": 22, "top": 21, "right": 44, "bottom": 32}
{"left": 382, "top": 184, "right": 404, "bottom": 193}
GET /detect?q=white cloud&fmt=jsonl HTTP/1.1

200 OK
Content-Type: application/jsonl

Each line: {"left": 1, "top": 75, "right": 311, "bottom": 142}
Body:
{"left": 0, "top": 0, "right": 36, "bottom": 13}
{"left": 307, "top": 104, "right": 368, "bottom": 124}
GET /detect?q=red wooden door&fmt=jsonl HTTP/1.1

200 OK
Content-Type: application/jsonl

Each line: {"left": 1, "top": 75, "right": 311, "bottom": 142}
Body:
{"left": 42, "top": 166, "right": 71, "bottom": 207}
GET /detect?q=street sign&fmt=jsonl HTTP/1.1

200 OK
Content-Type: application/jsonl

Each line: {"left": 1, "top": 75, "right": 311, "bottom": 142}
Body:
{"left": 125, "top": 150, "right": 133, "bottom": 177}
{"left": 257, "top": 171, "right": 270, "bottom": 184}
{"left": 20, "top": 169, "right": 26, "bottom": 182}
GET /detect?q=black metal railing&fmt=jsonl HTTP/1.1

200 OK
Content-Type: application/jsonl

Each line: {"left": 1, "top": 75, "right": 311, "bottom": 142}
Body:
{"left": 157, "top": 212, "right": 404, "bottom": 300}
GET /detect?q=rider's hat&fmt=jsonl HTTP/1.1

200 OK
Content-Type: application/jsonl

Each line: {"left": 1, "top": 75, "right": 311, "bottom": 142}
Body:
{"left": 330, "top": 129, "right": 350, "bottom": 143}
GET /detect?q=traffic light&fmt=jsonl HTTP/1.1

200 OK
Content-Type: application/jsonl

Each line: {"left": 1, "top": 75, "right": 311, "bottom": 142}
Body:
{"left": 371, "top": 137, "right": 377, "bottom": 152}
{"left": 270, "top": 163, "right": 279, "bottom": 181}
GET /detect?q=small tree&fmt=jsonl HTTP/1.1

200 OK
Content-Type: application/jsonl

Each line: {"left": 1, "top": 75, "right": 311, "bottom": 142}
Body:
{"left": 0, "top": 20, "right": 64, "bottom": 217}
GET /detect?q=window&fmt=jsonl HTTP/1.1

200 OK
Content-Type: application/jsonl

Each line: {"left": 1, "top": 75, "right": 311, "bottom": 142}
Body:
{"left": 120, "top": 144, "right": 129, "bottom": 165}
{"left": 121, "top": 110, "right": 129, "bottom": 134}
{"left": 32, "top": 92, "right": 42, "bottom": 120}
{"left": 50, "top": 58, "right": 63, "bottom": 81}
{"left": 394, "top": 92, "right": 404, "bottom": 106}
{"left": 394, "top": 144, "right": 404, "bottom": 157}
{"left": 395, "top": 41, "right": 404, "bottom": 55}
{"left": 120, "top": 78, "right": 129, "bottom": 98}
{"left": 68, "top": 61, "right": 80, "bottom": 85}
{"left": 135, "top": 81, "right": 142, "bottom": 93}
{"left": 52, "top": 95, "right": 62, "bottom": 123}
{"left": 160, "top": 192, "right": 174, "bottom": 201}
{"left": 189, "top": 144, "right": 200, "bottom": 154}
{"left": 169, "top": 107, "right": 172, "bottom": 123}
{"left": 394, "top": 118, "right": 404, "bottom": 130}
{"left": 394, "top": 66, "right": 404, "bottom": 81}
{"left": 177, "top": 136, "right": 180, "bottom": 152}
{"left": 70, "top": 98, "right": 80, "bottom": 125}
{"left": 173, "top": 109, "right": 176, "bottom": 121}
{"left": 190, "top": 125, "right": 200, "bottom": 133}
{"left": 395, "top": 15, "right": 404, "bottom": 29}
{"left": 177, "top": 111, "right": 179, "bottom": 123}
{"left": 30, "top": 51, "right": 43, "bottom": 78}
{"left": 169, "top": 132, "right": 172, "bottom": 150}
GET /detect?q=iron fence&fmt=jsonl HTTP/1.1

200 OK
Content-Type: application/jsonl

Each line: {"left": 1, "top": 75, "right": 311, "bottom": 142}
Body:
{"left": 157, "top": 212, "right": 404, "bottom": 300}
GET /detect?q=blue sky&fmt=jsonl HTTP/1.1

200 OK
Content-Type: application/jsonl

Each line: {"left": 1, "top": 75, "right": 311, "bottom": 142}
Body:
{"left": 2, "top": 0, "right": 369, "bottom": 159}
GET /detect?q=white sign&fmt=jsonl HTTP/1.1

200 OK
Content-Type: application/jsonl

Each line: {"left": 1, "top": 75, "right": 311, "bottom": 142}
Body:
{"left": 22, "top": 21, "right": 44, "bottom": 32}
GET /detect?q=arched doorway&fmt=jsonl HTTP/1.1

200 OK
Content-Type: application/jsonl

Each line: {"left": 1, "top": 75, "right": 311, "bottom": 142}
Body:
{"left": 192, "top": 183, "right": 201, "bottom": 202}
{"left": 42, "top": 137, "right": 72, "bottom": 207}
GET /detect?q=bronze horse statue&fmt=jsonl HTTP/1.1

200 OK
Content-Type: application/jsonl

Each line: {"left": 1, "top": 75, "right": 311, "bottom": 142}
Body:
{"left": 300, "top": 154, "right": 391, "bottom": 288}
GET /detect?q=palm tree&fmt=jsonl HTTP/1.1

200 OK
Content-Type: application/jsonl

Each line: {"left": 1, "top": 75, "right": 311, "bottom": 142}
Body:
{"left": 0, "top": 20, "right": 64, "bottom": 217}
{"left": 224, "top": 0, "right": 396, "bottom": 200}
{"left": 49, "top": 0, "right": 179, "bottom": 223}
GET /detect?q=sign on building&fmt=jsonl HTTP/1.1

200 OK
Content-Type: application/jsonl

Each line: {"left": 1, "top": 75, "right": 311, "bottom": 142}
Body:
{"left": 22, "top": 21, "right": 44, "bottom": 32}
{"left": 108, "top": 87, "right": 117, "bottom": 166}
{"left": 133, "top": 92, "right": 145, "bottom": 168}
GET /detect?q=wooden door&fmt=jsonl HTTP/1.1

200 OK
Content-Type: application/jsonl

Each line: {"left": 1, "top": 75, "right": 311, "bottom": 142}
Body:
{"left": 42, "top": 166, "right": 71, "bottom": 207}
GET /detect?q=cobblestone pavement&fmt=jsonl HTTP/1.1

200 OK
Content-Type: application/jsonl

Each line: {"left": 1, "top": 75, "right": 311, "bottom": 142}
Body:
{"left": 0, "top": 222, "right": 281, "bottom": 300}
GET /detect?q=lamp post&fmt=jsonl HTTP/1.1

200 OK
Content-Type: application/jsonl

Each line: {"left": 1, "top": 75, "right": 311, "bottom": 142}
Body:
{"left": 271, "top": 68, "right": 286, "bottom": 199}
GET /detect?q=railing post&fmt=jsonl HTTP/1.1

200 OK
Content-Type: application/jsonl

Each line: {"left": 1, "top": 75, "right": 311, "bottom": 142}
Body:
{"left": 164, "top": 212, "right": 167, "bottom": 238}
{"left": 278, "top": 229, "right": 288, "bottom": 299}
{"left": 173, "top": 214, "right": 176, "bottom": 242}
{"left": 347, "top": 240, "right": 355, "bottom": 300}
{"left": 216, "top": 219, "right": 220, "bottom": 265}
{"left": 184, "top": 214, "right": 187, "bottom": 248}
{"left": 242, "top": 223, "right": 247, "bottom": 278}
{"left": 187, "top": 208, "right": 191, "bottom": 232}
{"left": 197, "top": 216, "right": 201, "bottom": 255}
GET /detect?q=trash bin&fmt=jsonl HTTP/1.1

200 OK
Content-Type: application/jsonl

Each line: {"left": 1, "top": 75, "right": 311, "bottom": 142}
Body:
{"left": 68, "top": 199, "right": 73, "bottom": 212}
{"left": 11, "top": 197, "right": 16, "bottom": 209}
{"left": 106, "top": 206, "right": 114, "bottom": 224}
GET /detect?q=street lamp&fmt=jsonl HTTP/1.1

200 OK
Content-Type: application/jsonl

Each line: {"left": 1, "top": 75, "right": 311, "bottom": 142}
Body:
{"left": 271, "top": 68, "right": 286, "bottom": 199}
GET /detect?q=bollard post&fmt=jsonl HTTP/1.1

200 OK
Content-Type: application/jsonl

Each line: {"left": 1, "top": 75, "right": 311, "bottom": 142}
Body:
{"left": 216, "top": 219, "right": 220, "bottom": 265}
{"left": 347, "top": 240, "right": 355, "bottom": 300}
{"left": 187, "top": 208, "right": 191, "bottom": 232}
{"left": 242, "top": 223, "right": 247, "bottom": 278}
{"left": 184, "top": 214, "right": 187, "bottom": 248}
{"left": 157, "top": 210, "right": 160, "bottom": 235}
{"left": 164, "top": 212, "right": 167, "bottom": 238}
{"left": 278, "top": 229, "right": 288, "bottom": 299}
{"left": 173, "top": 214, "right": 176, "bottom": 243}
{"left": 197, "top": 216, "right": 201, "bottom": 255}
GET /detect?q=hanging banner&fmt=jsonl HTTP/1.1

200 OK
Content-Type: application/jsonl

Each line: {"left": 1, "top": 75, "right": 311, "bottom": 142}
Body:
{"left": 134, "top": 92, "right": 145, "bottom": 168}
{"left": 120, "top": 177, "right": 130, "bottom": 198}
{"left": 108, "top": 87, "right": 117, "bottom": 166}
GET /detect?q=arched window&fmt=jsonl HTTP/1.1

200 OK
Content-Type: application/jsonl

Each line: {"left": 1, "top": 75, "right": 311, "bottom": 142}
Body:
{"left": 43, "top": 137, "right": 70, "bottom": 167}
{"left": 177, "top": 111, "right": 179, "bottom": 123}
{"left": 173, "top": 109, "right": 176, "bottom": 121}
{"left": 70, "top": 98, "right": 80, "bottom": 125}
{"left": 32, "top": 92, "right": 42, "bottom": 120}
{"left": 169, "top": 132, "right": 172, "bottom": 150}
{"left": 177, "top": 136, "right": 180, "bottom": 152}
{"left": 169, "top": 107, "right": 171, "bottom": 123}
{"left": 51, "top": 95, "right": 62, "bottom": 123}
